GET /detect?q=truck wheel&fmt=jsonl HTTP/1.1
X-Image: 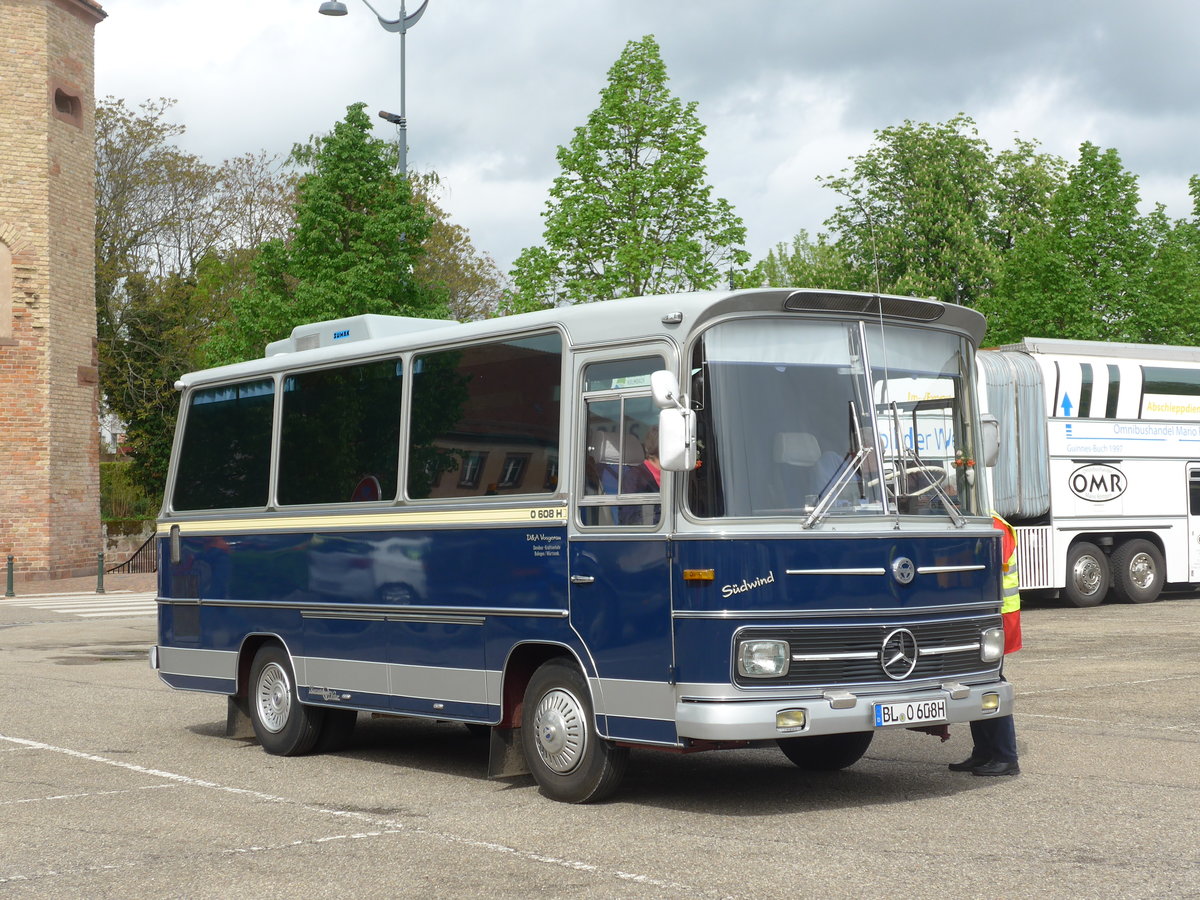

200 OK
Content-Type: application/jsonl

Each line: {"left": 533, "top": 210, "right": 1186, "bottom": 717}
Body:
{"left": 1063, "top": 541, "right": 1110, "bottom": 608}
{"left": 249, "top": 644, "right": 325, "bottom": 756}
{"left": 1109, "top": 539, "right": 1164, "bottom": 604}
{"left": 777, "top": 731, "right": 874, "bottom": 770}
{"left": 520, "top": 659, "right": 628, "bottom": 803}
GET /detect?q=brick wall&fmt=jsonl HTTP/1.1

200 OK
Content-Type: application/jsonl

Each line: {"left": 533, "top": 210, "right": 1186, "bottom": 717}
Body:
{"left": 0, "top": 0, "right": 106, "bottom": 578}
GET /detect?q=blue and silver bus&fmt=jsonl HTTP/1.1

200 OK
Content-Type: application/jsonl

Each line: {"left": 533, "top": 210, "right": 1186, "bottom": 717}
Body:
{"left": 151, "top": 288, "right": 1012, "bottom": 803}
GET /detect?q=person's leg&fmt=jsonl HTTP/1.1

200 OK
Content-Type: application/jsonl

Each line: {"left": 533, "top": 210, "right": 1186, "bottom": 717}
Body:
{"left": 971, "top": 715, "right": 1019, "bottom": 775}
{"left": 948, "top": 719, "right": 994, "bottom": 771}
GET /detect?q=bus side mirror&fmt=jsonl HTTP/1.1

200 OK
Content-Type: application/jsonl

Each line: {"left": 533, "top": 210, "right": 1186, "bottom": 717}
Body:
{"left": 980, "top": 414, "right": 1000, "bottom": 467}
{"left": 651, "top": 370, "right": 697, "bottom": 471}
{"left": 651, "top": 369, "right": 682, "bottom": 410}
{"left": 659, "top": 407, "right": 697, "bottom": 472}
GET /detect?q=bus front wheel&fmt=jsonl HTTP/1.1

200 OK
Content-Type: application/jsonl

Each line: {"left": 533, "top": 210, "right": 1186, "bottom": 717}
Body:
{"left": 520, "top": 660, "right": 628, "bottom": 803}
{"left": 1109, "top": 539, "right": 1165, "bottom": 604}
{"left": 248, "top": 644, "right": 324, "bottom": 756}
{"left": 777, "top": 731, "right": 874, "bottom": 770}
{"left": 1063, "top": 541, "right": 1110, "bottom": 608}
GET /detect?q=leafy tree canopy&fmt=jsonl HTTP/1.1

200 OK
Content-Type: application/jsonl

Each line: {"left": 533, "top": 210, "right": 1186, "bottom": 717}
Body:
{"left": 206, "top": 103, "right": 448, "bottom": 365}
{"left": 509, "top": 35, "right": 748, "bottom": 311}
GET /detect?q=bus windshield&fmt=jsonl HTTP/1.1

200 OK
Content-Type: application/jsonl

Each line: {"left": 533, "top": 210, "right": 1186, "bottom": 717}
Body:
{"left": 687, "top": 318, "right": 981, "bottom": 520}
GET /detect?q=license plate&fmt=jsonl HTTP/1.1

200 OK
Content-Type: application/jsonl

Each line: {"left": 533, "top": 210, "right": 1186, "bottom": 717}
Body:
{"left": 873, "top": 698, "right": 947, "bottom": 727}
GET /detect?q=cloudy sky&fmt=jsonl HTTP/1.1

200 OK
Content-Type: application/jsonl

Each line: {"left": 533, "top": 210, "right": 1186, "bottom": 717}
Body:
{"left": 94, "top": 0, "right": 1200, "bottom": 276}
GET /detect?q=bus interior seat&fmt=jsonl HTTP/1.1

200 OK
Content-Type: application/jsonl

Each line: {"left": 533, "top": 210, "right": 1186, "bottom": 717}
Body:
{"left": 771, "top": 432, "right": 821, "bottom": 509}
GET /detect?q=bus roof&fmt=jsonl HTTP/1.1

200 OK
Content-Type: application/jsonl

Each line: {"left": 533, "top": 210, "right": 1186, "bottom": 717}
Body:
{"left": 176, "top": 288, "right": 987, "bottom": 389}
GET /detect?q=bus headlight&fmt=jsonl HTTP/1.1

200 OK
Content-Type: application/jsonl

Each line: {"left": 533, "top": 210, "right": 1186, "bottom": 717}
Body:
{"left": 981, "top": 627, "right": 1004, "bottom": 662}
{"left": 738, "top": 639, "right": 790, "bottom": 677}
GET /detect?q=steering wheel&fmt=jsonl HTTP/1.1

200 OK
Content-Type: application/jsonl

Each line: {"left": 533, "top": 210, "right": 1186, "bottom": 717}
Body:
{"left": 865, "top": 464, "right": 948, "bottom": 497}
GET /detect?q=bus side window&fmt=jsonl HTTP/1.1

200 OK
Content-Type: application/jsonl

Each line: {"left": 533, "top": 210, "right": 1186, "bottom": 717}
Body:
{"left": 578, "top": 355, "right": 665, "bottom": 528}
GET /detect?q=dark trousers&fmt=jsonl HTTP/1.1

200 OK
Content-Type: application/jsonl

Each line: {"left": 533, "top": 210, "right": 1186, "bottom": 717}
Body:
{"left": 969, "top": 714, "right": 1018, "bottom": 763}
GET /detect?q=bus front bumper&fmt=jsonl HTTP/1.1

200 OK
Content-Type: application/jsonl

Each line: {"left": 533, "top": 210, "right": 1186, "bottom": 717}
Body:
{"left": 675, "top": 680, "right": 1014, "bottom": 742}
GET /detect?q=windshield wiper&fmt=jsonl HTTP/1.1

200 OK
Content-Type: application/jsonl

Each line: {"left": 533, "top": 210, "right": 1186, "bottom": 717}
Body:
{"left": 802, "top": 445, "right": 874, "bottom": 529}
{"left": 888, "top": 400, "right": 965, "bottom": 528}
{"left": 803, "top": 402, "right": 872, "bottom": 530}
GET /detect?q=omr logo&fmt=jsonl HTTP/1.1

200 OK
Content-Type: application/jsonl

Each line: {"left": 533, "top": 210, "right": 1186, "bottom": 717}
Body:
{"left": 1068, "top": 463, "right": 1126, "bottom": 502}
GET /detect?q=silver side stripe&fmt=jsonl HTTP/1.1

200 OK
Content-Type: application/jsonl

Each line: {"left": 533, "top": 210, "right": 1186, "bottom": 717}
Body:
{"left": 158, "top": 646, "right": 238, "bottom": 680}
{"left": 786, "top": 568, "right": 887, "bottom": 576}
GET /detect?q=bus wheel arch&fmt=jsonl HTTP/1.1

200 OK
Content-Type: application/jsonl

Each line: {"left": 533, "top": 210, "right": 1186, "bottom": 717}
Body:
{"left": 520, "top": 658, "right": 628, "bottom": 803}
{"left": 1063, "top": 540, "right": 1110, "bottom": 608}
{"left": 1109, "top": 537, "right": 1165, "bottom": 604}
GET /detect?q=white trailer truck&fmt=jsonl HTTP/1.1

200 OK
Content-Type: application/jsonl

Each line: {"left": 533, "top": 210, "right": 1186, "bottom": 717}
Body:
{"left": 979, "top": 338, "right": 1200, "bottom": 606}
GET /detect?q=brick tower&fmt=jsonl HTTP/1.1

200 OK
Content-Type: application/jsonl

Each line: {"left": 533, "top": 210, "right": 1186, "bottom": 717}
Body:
{"left": 0, "top": 0, "right": 106, "bottom": 579}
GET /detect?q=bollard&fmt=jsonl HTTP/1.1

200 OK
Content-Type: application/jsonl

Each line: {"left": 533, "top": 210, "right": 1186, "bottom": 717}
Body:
{"left": 96, "top": 552, "right": 105, "bottom": 594}
{"left": 5, "top": 556, "right": 13, "bottom": 597}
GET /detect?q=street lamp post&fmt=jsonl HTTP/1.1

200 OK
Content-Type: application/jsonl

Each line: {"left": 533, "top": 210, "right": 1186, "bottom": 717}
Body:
{"left": 318, "top": 0, "right": 430, "bottom": 176}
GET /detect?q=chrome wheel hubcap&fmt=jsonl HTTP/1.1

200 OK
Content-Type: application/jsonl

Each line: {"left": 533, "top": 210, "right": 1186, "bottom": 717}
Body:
{"left": 1073, "top": 555, "right": 1103, "bottom": 596}
{"left": 1129, "top": 552, "right": 1155, "bottom": 589}
{"left": 255, "top": 662, "right": 292, "bottom": 733}
{"left": 531, "top": 688, "right": 585, "bottom": 774}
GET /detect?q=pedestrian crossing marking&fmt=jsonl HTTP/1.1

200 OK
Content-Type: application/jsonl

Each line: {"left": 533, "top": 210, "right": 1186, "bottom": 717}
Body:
{"left": 0, "top": 590, "right": 157, "bottom": 618}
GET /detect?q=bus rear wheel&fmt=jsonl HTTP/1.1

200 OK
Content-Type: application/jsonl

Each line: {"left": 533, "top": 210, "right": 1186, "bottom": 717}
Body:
{"left": 521, "top": 660, "right": 628, "bottom": 803}
{"left": 777, "top": 731, "right": 874, "bottom": 770}
{"left": 248, "top": 644, "right": 325, "bottom": 756}
{"left": 1063, "top": 541, "right": 1110, "bottom": 608}
{"left": 1109, "top": 539, "right": 1165, "bottom": 604}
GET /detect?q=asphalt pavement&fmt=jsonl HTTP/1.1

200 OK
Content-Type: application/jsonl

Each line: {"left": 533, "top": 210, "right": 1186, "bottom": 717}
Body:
{"left": 0, "top": 587, "right": 1197, "bottom": 898}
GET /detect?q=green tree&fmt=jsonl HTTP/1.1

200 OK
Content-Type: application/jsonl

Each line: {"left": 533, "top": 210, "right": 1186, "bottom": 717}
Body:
{"left": 739, "top": 230, "right": 861, "bottom": 290}
{"left": 985, "top": 143, "right": 1152, "bottom": 343}
{"left": 509, "top": 35, "right": 748, "bottom": 310}
{"left": 1132, "top": 180, "right": 1200, "bottom": 345}
{"left": 206, "top": 103, "right": 447, "bottom": 364}
{"left": 96, "top": 98, "right": 295, "bottom": 501}
{"left": 820, "top": 114, "right": 1001, "bottom": 307}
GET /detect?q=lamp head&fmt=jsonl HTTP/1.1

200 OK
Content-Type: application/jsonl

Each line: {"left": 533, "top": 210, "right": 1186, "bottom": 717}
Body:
{"left": 318, "top": 1, "right": 349, "bottom": 15}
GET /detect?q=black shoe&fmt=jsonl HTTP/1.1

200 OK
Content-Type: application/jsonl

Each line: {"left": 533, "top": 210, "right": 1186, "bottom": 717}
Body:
{"left": 972, "top": 759, "right": 1020, "bottom": 776}
{"left": 948, "top": 753, "right": 990, "bottom": 772}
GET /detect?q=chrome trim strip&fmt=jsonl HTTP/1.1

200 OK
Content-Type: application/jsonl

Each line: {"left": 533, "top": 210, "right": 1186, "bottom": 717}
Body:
{"left": 157, "top": 597, "right": 199, "bottom": 606}
{"left": 916, "top": 564, "right": 987, "bottom": 574}
{"left": 918, "top": 643, "right": 980, "bottom": 656}
{"left": 301, "top": 610, "right": 485, "bottom": 626}
{"left": 792, "top": 651, "right": 877, "bottom": 662}
{"left": 187, "top": 598, "right": 568, "bottom": 618}
{"left": 786, "top": 567, "right": 887, "bottom": 576}
{"left": 673, "top": 601, "right": 998, "bottom": 620}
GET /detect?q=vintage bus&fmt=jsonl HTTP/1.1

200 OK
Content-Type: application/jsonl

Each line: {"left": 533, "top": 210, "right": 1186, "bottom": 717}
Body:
{"left": 151, "top": 288, "right": 1013, "bottom": 803}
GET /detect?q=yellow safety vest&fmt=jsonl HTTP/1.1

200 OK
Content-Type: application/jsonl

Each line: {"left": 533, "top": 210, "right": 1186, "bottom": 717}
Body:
{"left": 993, "top": 513, "right": 1021, "bottom": 615}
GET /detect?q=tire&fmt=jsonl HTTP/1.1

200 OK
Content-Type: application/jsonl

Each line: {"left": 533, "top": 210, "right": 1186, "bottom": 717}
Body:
{"left": 777, "top": 731, "right": 874, "bottom": 771}
{"left": 1109, "top": 539, "right": 1165, "bottom": 604}
{"left": 521, "top": 659, "right": 628, "bottom": 803}
{"left": 1063, "top": 541, "right": 1110, "bottom": 608}
{"left": 248, "top": 644, "right": 325, "bottom": 756}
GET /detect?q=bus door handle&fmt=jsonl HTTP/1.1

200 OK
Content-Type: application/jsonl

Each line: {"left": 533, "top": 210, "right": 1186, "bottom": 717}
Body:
{"left": 570, "top": 575, "right": 596, "bottom": 585}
